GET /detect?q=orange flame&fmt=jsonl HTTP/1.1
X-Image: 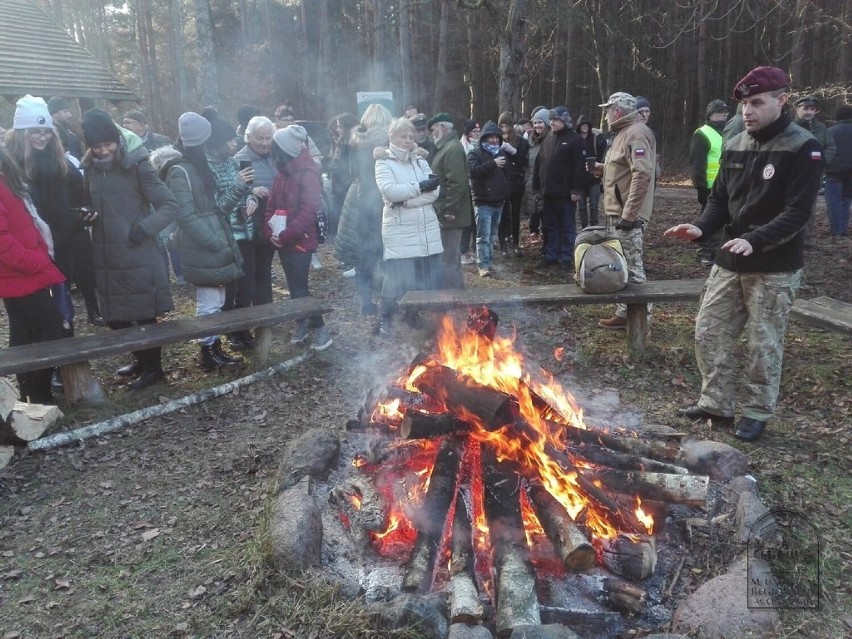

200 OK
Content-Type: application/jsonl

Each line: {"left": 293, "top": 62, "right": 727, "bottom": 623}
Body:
{"left": 635, "top": 497, "right": 654, "bottom": 535}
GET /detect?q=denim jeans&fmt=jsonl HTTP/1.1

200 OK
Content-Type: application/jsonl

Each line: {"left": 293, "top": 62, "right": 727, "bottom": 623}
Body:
{"left": 577, "top": 183, "right": 601, "bottom": 228}
{"left": 475, "top": 203, "right": 503, "bottom": 269}
{"left": 196, "top": 286, "right": 227, "bottom": 346}
{"left": 542, "top": 196, "right": 577, "bottom": 263}
{"left": 824, "top": 173, "right": 852, "bottom": 235}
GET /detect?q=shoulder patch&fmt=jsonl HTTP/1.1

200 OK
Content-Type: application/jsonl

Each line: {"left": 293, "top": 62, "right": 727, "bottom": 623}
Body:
{"left": 634, "top": 148, "right": 646, "bottom": 157}
{"left": 810, "top": 150, "right": 822, "bottom": 161}
{"left": 762, "top": 164, "right": 775, "bottom": 180}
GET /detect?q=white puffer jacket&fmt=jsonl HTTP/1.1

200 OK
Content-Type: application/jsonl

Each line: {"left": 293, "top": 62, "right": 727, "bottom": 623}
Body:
{"left": 374, "top": 145, "right": 443, "bottom": 260}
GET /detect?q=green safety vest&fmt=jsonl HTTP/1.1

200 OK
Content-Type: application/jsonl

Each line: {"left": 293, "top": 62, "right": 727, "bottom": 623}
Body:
{"left": 697, "top": 124, "right": 723, "bottom": 188}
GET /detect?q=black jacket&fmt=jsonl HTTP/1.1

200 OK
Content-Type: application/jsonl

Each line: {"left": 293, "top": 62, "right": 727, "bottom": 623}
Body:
{"left": 533, "top": 125, "right": 586, "bottom": 198}
{"left": 826, "top": 119, "right": 852, "bottom": 174}
{"left": 697, "top": 114, "right": 821, "bottom": 273}
{"left": 467, "top": 121, "right": 511, "bottom": 206}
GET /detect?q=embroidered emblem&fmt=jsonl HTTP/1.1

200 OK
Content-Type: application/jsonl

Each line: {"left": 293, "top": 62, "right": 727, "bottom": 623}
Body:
{"left": 762, "top": 164, "right": 775, "bottom": 180}
{"left": 635, "top": 148, "right": 646, "bottom": 157}
{"left": 810, "top": 151, "right": 822, "bottom": 161}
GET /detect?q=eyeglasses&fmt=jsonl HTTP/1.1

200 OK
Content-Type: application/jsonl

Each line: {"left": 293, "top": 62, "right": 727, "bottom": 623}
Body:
{"left": 276, "top": 116, "right": 294, "bottom": 124}
{"left": 28, "top": 129, "right": 53, "bottom": 140}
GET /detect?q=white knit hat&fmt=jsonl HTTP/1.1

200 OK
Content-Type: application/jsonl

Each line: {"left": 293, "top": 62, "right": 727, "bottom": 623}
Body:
{"left": 14, "top": 95, "right": 53, "bottom": 130}
{"left": 273, "top": 125, "right": 308, "bottom": 157}
{"left": 178, "top": 111, "right": 212, "bottom": 147}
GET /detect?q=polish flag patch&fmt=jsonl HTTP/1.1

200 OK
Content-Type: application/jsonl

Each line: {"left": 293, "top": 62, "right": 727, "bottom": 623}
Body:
{"left": 811, "top": 151, "right": 822, "bottom": 161}
{"left": 635, "top": 148, "right": 646, "bottom": 157}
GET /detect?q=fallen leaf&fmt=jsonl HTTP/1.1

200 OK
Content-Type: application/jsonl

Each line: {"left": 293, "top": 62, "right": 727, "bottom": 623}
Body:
{"left": 18, "top": 595, "right": 36, "bottom": 605}
{"left": 188, "top": 585, "right": 206, "bottom": 599}
{"left": 174, "top": 622, "right": 189, "bottom": 632}
{"left": 46, "top": 600, "right": 60, "bottom": 609}
{"left": 141, "top": 528, "right": 160, "bottom": 542}
{"left": 54, "top": 578, "right": 71, "bottom": 590}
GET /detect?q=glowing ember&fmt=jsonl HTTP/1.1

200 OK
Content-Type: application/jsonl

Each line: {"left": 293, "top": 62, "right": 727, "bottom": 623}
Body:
{"left": 553, "top": 346, "right": 564, "bottom": 361}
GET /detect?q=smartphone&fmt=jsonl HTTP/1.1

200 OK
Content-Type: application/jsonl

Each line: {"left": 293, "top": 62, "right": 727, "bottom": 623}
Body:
{"left": 586, "top": 157, "right": 597, "bottom": 171}
{"left": 239, "top": 159, "right": 254, "bottom": 185}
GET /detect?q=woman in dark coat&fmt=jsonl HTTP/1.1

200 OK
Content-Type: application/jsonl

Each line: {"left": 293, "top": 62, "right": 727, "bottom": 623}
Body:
{"left": 0, "top": 145, "right": 67, "bottom": 404}
{"left": 81, "top": 109, "right": 179, "bottom": 390}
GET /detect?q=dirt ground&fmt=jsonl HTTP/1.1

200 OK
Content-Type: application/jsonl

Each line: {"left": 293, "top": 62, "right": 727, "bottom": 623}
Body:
{"left": 1, "top": 185, "right": 850, "bottom": 639}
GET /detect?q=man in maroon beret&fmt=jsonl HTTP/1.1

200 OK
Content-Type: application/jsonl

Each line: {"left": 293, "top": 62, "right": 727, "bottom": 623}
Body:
{"left": 665, "top": 66, "right": 822, "bottom": 442}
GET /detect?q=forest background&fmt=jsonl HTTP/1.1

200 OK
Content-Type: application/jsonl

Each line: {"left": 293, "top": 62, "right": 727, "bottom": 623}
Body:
{"left": 31, "top": 0, "right": 852, "bottom": 165}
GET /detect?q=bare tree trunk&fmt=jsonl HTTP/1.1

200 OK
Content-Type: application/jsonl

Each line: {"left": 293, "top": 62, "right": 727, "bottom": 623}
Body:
{"left": 134, "top": 0, "right": 156, "bottom": 115}
{"left": 465, "top": 12, "right": 478, "bottom": 118}
{"left": 400, "top": 0, "right": 415, "bottom": 108}
{"left": 373, "top": 0, "right": 387, "bottom": 89}
{"left": 193, "top": 0, "right": 220, "bottom": 108}
{"left": 697, "top": 0, "right": 708, "bottom": 116}
{"left": 789, "top": 0, "right": 808, "bottom": 84}
{"left": 563, "top": 6, "right": 574, "bottom": 106}
{"left": 433, "top": 0, "right": 451, "bottom": 112}
{"left": 497, "top": 0, "right": 529, "bottom": 115}
{"left": 170, "top": 0, "right": 189, "bottom": 113}
{"left": 842, "top": 0, "right": 852, "bottom": 89}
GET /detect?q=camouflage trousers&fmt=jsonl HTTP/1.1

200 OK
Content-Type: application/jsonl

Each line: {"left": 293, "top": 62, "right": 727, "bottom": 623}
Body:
{"left": 695, "top": 266, "right": 803, "bottom": 420}
{"left": 605, "top": 218, "right": 651, "bottom": 319}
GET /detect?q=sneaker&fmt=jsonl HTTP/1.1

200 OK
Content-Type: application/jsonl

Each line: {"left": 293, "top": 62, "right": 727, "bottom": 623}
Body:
{"left": 311, "top": 326, "right": 333, "bottom": 351}
{"left": 513, "top": 246, "right": 522, "bottom": 257}
{"left": 700, "top": 258, "right": 713, "bottom": 267}
{"left": 342, "top": 267, "right": 357, "bottom": 278}
{"left": 460, "top": 254, "right": 475, "bottom": 265}
{"left": 290, "top": 320, "right": 311, "bottom": 344}
{"left": 311, "top": 254, "right": 323, "bottom": 270}
{"left": 598, "top": 316, "right": 627, "bottom": 329}
{"left": 478, "top": 268, "right": 492, "bottom": 277}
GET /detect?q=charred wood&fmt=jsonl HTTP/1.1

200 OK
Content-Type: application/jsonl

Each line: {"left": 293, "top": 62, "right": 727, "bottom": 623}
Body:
{"left": 600, "top": 533, "right": 657, "bottom": 581}
{"left": 402, "top": 440, "right": 462, "bottom": 592}
{"left": 538, "top": 606, "right": 625, "bottom": 637}
{"left": 604, "top": 577, "right": 647, "bottom": 614}
{"left": 449, "top": 493, "right": 484, "bottom": 624}
{"left": 526, "top": 484, "right": 596, "bottom": 572}
{"left": 579, "top": 445, "right": 689, "bottom": 475}
{"left": 328, "top": 476, "right": 386, "bottom": 546}
{"left": 411, "top": 363, "right": 515, "bottom": 426}
{"left": 400, "top": 411, "right": 467, "bottom": 439}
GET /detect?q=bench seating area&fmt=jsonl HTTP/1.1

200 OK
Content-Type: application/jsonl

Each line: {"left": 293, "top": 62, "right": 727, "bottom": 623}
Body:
{"left": 399, "top": 279, "right": 707, "bottom": 352}
{"left": 790, "top": 296, "right": 852, "bottom": 335}
{"left": 0, "top": 298, "right": 330, "bottom": 404}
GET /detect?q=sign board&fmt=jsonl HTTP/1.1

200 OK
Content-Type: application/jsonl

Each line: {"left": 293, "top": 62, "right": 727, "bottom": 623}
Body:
{"left": 356, "top": 91, "right": 394, "bottom": 117}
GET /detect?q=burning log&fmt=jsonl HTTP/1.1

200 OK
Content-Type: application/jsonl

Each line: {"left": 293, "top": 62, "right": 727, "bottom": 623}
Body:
{"left": 400, "top": 411, "right": 466, "bottom": 439}
{"left": 546, "top": 419, "right": 683, "bottom": 463}
{"left": 402, "top": 440, "right": 462, "bottom": 593}
{"left": 579, "top": 445, "right": 689, "bottom": 475}
{"left": 604, "top": 577, "right": 647, "bottom": 615}
{"left": 600, "top": 533, "right": 657, "bottom": 581}
{"left": 588, "top": 469, "right": 709, "bottom": 506}
{"left": 483, "top": 449, "right": 540, "bottom": 637}
{"left": 526, "top": 484, "right": 596, "bottom": 572}
{"left": 328, "top": 477, "right": 386, "bottom": 546}
{"left": 449, "top": 493, "right": 484, "bottom": 624}
{"left": 410, "top": 362, "right": 516, "bottom": 427}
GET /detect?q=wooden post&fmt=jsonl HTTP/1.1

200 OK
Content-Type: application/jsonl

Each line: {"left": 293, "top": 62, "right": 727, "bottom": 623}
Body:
{"left": 625, "top": 303, "right": 649, "bottom": 353}
{"left": 61, "top": 362, "right": 106, "bottom": 404}
{"left": 253, "top": 326, "right": 273, "bottom": 366}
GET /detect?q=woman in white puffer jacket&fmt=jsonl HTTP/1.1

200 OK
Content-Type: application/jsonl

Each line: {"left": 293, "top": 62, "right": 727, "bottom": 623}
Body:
{"left": 373, "top": 117, "right": 443, "bottom": 335}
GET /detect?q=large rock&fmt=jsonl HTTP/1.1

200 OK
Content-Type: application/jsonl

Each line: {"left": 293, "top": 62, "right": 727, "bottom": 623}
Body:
{"left": 673, "top": 555, "right": 779, "bottom": 638}
{"left": 679, "top": 439, "right": 749, "bottom": 481}
{"left": 735, "top": 491, "right": 778, "bottom": 544}
{"left": 508, "top": 624, "right": 580, "bottom": 639}
{"left": 269, "top": 477, "right": 322, "bottom": 570}
{"left": 277, "top": 427, "right": 340, "bottom": 490}
{"left": 369, "top": 593, "right": 449, "bottom": 639}
{"left": 448, "top": 624, "right": 493, "bottom": 639}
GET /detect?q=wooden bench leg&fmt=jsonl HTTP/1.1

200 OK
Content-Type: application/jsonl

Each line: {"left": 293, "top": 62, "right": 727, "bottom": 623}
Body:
{"left": 254, "top": 326, "right": 273, "bottom": 366}
{"left": 61, "top": 361, "right": 106, "bottom": 404}
{"left": 626, "top": 303, "right": 649, "bottom": 353}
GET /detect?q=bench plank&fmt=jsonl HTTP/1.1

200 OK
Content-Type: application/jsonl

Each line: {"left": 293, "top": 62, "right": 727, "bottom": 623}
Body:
{"left": 398, "top": 280, "right": 705, "bottom": 311}
{"left": 0, "top": 298, "right": 330, "bottom": 376}
{"left": 790, "top": 296, "right": 852, "bottom": 335}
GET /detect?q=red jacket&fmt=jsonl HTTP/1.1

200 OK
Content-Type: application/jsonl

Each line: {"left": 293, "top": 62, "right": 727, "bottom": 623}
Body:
{"left": 0, "top": 181, "right": 65, "bottom": 299}
{"left": 264, "top": 148, "right": 321, "bottom": 253}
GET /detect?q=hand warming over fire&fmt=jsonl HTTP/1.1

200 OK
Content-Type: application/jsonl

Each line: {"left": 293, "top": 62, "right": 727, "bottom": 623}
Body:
{"left": 663, "top": 223, "right": 703, "bottom": 241}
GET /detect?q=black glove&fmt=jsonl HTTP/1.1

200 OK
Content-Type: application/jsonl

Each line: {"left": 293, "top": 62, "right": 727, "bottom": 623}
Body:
{"left": 418, "top": 177, "right": 440, "bottom": 192}
{"left": 128, "top": 223, "right": 147, "bottom": 245}
{"left": 615, "top": 218, "right": 636, "bottom": 231}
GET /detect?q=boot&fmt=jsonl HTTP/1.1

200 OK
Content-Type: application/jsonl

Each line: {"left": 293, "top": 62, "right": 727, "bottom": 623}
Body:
{"left": 227, "top": 332, "right": 249, "bottom": 351}
{"left": 199, "top": 340, "right": 241, "bottom": 371}
{"left": 85, "top": 299, "right": 105, "bottom": 327}
{"left": 212, "top": 338, "right": 243, "bottom": 365}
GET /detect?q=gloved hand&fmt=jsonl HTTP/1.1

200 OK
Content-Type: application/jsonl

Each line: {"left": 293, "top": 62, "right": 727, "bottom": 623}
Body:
{"left": 418, "top": 177, "right": 440, "bottom": 192}
{"left": 128, "top": 223, "right": 147, "bottom": 245}
{"left": 615, "top": 217, "right": 636, "bottom": 231}
{"left": 500, "top": 141, "right": 517, "bottom": 155}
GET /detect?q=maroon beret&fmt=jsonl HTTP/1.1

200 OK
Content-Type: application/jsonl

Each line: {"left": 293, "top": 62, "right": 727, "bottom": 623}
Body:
{"left": 733, "top": 66, "right": 789, "bottom": 100}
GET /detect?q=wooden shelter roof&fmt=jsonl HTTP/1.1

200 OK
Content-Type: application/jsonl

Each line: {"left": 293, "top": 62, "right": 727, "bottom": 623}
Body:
{"left": 0, "top": 0, "right": 137, "bottom": 102}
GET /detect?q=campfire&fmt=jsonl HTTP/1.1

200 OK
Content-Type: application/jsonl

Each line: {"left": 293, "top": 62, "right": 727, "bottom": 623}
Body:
{"left": 332, "top": 309, "right": 709, "bottom": 636}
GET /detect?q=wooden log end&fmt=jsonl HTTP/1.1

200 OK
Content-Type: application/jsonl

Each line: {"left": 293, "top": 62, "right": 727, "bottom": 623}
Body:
{"left": 600, "top": 534, "right": 657, "bottom": 581}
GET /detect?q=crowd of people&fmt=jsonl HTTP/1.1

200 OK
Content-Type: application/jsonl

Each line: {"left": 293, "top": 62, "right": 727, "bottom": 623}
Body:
{"left": 1, "top": 65, "right": 849, "bottom": 442}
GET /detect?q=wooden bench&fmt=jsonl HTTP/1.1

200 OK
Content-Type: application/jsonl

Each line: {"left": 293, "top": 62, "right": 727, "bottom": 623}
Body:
{"left": 398, "top": 279, "right": 706, "bottom": 352}
{"left": 790, "top": 296, "right": 852, "bottom": 335}
{"left": 0, "top": 298, "right": 330, "bottom": 404}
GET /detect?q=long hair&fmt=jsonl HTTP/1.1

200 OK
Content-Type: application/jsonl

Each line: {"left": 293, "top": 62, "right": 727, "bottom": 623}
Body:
{"left": 0, "top": 144, "right": 29, "bottom": 198}
{"left": 176, "top": 141, "right": 217, "bottom": 195}
{"left": 4, "top": 128, "right": 68, "bottom": 180}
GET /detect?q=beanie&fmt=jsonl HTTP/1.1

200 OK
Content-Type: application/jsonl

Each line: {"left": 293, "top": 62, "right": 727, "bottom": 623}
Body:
{"left": 208, "top": 117, "right": 237, "bottom": 150}
{"left": 46, "top": 96, "right": 71, "bottom": 115}
{"left": 178, "top": 112, "right": 212, "bottom": 148}
{"left": 498, "top": 111, "right": 514, "bottom": 126}
{"left": 273, "top": 124, "right": 308, "bottom": 157}
{"left": 706, "top": 99, "right": 728, "bottom": 118}
{"left": 532, "top": 108, "right": 551, "bottom": 124}
{"left": 462, "top": 120, "right": 480, "bottom": 136}
{"left": 14, "top": 95, "right": 53, "bottom": 130}
{"left": 530, "top": 105, "right": 548, "bottom": 119}
{"left": 237, "top": 105, "right": 261, "bottom": 129}
{"left": 123, "top": 109, "right": 146, "bottom": 124}
{"left": 635, "top": 96, "right": 651, "bottom": 111}
{"left": 549, "top": 106, "right": 573, "bottom": 128}
{"left": 81, "top": 108, "right": 120, "bottom": 146}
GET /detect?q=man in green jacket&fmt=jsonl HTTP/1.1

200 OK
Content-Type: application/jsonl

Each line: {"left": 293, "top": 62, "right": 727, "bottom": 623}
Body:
{"left": 690, "top": 99, "right": 729, "bottom": 266}
{"left": 428, "top": 113, "right": 473, "bottom": 289}
{"left": 794, "top": 95, "right": 836, "bottom": 247}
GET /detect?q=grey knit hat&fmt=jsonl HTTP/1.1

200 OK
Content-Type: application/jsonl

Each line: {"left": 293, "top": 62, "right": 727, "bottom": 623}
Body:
{"left": 178, "top": 112, "right": 212, "bottom": 147}
{"left": 273, "top": 125, "right": 308, "bottom": 157}
{"left": 532, "top": 108, "right": 550, "bottom": 124}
